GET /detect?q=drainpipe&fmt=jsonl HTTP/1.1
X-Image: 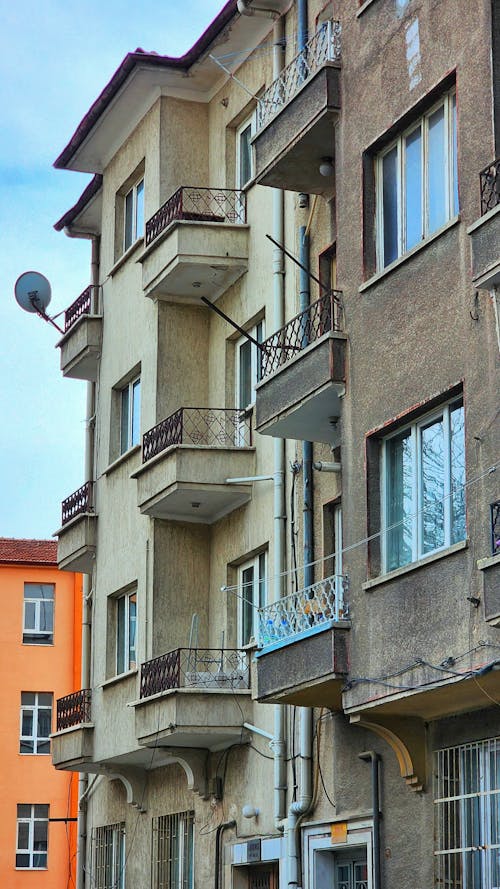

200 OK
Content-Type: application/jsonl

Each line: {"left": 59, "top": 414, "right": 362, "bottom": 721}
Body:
{"left": 358, "top": 752, "right": 381, "bottom": 889}
{"left": 214, "top": 820, "right": 236, "bottom": 889}
{"left": 299, "top": 226, "right": 313, "bottom": 588}
{"left": 297, "top": 0, "right": 308, "bottom": 51}
{"left": 237, "top": 0, "right": 279, "bottom": 18}
{"left": 287, "top": 707, "right": 313, "bottom": 889}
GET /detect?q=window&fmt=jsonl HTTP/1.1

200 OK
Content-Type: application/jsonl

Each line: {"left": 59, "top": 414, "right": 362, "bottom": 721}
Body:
{"left": 92, "top": 823, "right": 125, "bottom": 889}
{"left": 435, "top": 737, "right": 500, "bottom": 889}
{"left": 238, "top": 552, "right": 267, "bottom": 646}
{"left": 124, "top": 178, "right": 144, "bottom": 250}
{"left": 236, "top": 321, "right": 264, "bottom": 412}
{"left": 120, "top": 376, "right": 141, "bottom": 454}
{"left": 23, "top": 583, "right": 54, "bottom": 645}
{"left": 16, "top": 804, "right": 49, "bottom": 869}
{"left": 20, "top": 693, "right": 52, "bottom": 754}
{"left": 116, "top": 590, "right": 137, "bottom": 674}
{"left": 381, "top": 397, "right": 465, "bottom": 572}
{"left": 376, "top": 90, "right": 458, "bottom": 269}
{"left": 323, "top": 501, "right": 342, "bottom": 580}
{"left": 236, "top": 116, "right": 255, "bottom": 189}
{"left": 152, "top": 811, "right": 194, "bottom": 889}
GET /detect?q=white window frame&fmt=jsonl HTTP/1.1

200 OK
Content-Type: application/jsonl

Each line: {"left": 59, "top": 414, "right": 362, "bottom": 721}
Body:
{"left": 120, "top": 375, "right": 141, "bottom": 455}
{"left": 124, "top": 177, "right": 144, "bottom": 251}
{"left": 116, "top": 590, "right": 137, "bottom": 675}
{"left": 92, "top": 822, "right": 125, "bottom": 889}
{"left": 16, "top": 804, "right": 49, "bottom": 870}
{"left": 376, "top": 89, "right": 457, "bottom": 270}
{"left": 20, "top": 692, "right": 52, "bottom": 755}
{"left": 380, "top": 397, "right": 465, "bottom": 572}
{"left": 152, "top": 810, "right": 194, "bottom": 889}
{"left": 23, "top": 583, "right": 54, "bottom": 645}
{"left": 303, "top": 823, "right": 373, "bottom": 889}
{"left": 235, "top": 320, "right": 264, "bottom": 413}
{"left": 236, "top": 115, "right": 256, "bottom": 190}
{"left": 238, "top": 551, "right": 267, "bottom": 647}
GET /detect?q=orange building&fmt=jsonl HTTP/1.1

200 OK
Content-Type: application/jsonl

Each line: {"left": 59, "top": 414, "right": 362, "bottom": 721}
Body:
{"left": 0, "top": 538, "right": 82, "bottom": 887}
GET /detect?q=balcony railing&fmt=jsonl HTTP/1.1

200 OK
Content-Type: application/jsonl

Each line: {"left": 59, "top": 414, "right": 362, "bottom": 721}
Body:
{"left": 61, "top": 482, "right": 93, "bottom": 526}
{"left": 492, "top": 500, "right": 500, "bottom": 555}
{"left": 56, "top": 689, "right": 91, "bottom": 730}
{"left": 64, "top": 285, "right": 99, "bottom": 332}
{"left": 480, "top": 158, "right": 500, "bottom": 215}
{"left": 258, "top": 573, "right": 346, "bottom": 647}
{"left": 140, "top": 648, "right": 250, "bottom": 699}
{"left": 145, "top": 186, "right": 246, "bottom": 246}
{"left": 142, "top": 407, "right": 252, "bottom": 463}
{"left": 256, "top": 20, "right": 341, "bottom": 132}
{"left": 259, "top": 290, "right": 343, "bottom": 380}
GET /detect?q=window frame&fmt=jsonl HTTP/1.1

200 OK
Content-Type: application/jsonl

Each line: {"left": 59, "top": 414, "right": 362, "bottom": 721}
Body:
{"left": 152, "top": 810, "right": 194, "bottom": 889}
{"left": 16, "top": 804, "right": 49, "bottom": 870}
{"left": 20, "top": 692, "right": 53, "bottom": 755}
{"left": 236, "top": 115, "right": 256, "bottom": 190}
{"left": 380, "top": 396, "right": 465, "bottom": 573}
{"left": 235, "top": 320, "right": 264, "bottom": 413}
{"left": 375, "top": 89, "right": 458, "bottom": 270}
{"left": 116, "top": 590, "right": 137, "bottom": 676}
{"left": 92, "top": 822, "right": 125, "bottom": 889}
{"left": 120, "top": 374, "right": 141, "bottom": 455}
{"left": 124, "top": 177, "right": 144, "bottom": 251}
{"left": 238, "top": 551, "right": 267, "bottom": 647}
{"left": 22, "top": 583, "right": 54, "bottom": 645}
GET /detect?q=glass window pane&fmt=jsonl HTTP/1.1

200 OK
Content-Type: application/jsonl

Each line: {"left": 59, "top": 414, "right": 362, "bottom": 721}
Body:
{"left": 450, "top": 403, "right": 465, "bottom": 544}
{"left": 16, "top": 853, "right": 30, "bottom": 868}
{"left": 38, "top": 709, "right": 51, "bottom": 739}
{"left": 20, "top": 739, "right": 35, "bottom": 753}
{"left": 238, "top": 340, "right": 252, "bottom": 409}
{"left": 40, "top": 600, "right": 53, "bottom": 632}
{"left": 131, "top": 379, "right": 141, "bottom": 446}
{"left": 34, "top": 805, "right": 49, "bottom": 818}
{"left": 22, "top": 710, "right": 33, "bottom": 736}
{"left": 33, "top": 820, "right": 48, "bottom": 850}
{"left": 124, "top": 190, "right": 134, "bottom": 250}
{"left": 17, "top": 821, "right": 29, "bottom": 849}
{"left": 405, "top": 125, "right": 422, "bottom": 250}
{"left": 32, "top": 852, "right": 47, "bottom": 868}
{"left": 17, "top": 804, "right": 31, "bottom": 818}
{"left": 38, "top": 693, "right": 52, "bottom": 706}
{"left": 387, "top": 429, "right": 413, "bottom": 570}
{"left": 129, "top": 593, "right": 137, "bottom": 670}
{"left": 24, "top": 601, "right": 36, "bottom": 630}
{"left": 135, "top": 180, "right": 144, "bottom": 239}
{"left": 239, "top": 125, "right": 252, "bottom": 187}
{"left": 120, "top": 386, "right": 130, "bottom": 453}
{"left": 452, "top": 94, "right": 459, "bottom": 215}
{"left": 22, "top": 692, "right": 36, "bottom": 706}
{"left": 382, "top": 146, "right": 399, "bottom": 266}
{"left": 421, "top": 416, "right": 445, "bottom": 554}
{"left": 258, "top": 553, "right": 267, "bottom": 609}
{"left": 117, "top": 597, "right": 126, "bottom": 673}
{"left": 36, "top": 739, "right": 50, "bottom": 755}
{"left": 428, "top": 104, "right": 447, "bottom": 232}
{"left": 241, "top": 566, "right": 254, "bottom": 645}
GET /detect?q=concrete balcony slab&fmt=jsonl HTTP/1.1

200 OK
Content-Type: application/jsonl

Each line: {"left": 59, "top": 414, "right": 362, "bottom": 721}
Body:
{"left": 58, "top": 315, "right": 102, "bottom": 381}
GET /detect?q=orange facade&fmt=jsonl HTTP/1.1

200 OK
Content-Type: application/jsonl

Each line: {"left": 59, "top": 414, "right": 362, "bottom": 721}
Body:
{"left": 0, "top": 539, "right": 82, "bottom": 888}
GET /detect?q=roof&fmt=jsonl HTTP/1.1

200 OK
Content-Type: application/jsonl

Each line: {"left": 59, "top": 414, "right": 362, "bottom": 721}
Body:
{"left": 54, "top": 1, "right": 237, "bottom": 171}
{"left": 0, "top": 538, "right": 58, "bottom": 565}
{"left": 54, "top": 173, "right": 103, "bottom": 231}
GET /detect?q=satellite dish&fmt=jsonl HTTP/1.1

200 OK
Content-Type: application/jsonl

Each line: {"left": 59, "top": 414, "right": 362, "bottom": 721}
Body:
{"left": 14, "top": 271, "right": 52, "bottom": 314}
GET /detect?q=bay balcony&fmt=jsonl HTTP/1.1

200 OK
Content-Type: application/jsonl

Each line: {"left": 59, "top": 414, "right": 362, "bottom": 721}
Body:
{"left": 51, "top": 689, "right": 94, "bottom": 771}
{"left": 133, "top": 407, "right": 255, "bottom": 523}
{"left": 254, "top": 573, "right": 350, "bottom": 707}
{"left": 468, "top": 158, "right": 500, "bottom": 288}
{"left": 56, "top": 482, "right": 97, "bottom": 573}
{"left": 255, "top": 291, "right": 346, "bottom": 445}
{"left": 134, "top": 647, "right": 253, "bottom": 749}
{"left": 58, "top": 285, "right": 102, "bottom": 381}
{"left": 140, "top": 186, "right": 249, "bottom": 303}
{"left": 253, "top": 20, "right": 341, "bottom": 193}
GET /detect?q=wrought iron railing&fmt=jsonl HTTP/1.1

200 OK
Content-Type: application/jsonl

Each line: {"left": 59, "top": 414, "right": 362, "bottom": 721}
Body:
{"left": 64, "top": 285, "right": 99, "bottom": 332}
{"left": 258, "top": 574, "right": 347, "bottom": 647}
{"left": 56, "top": 689, "right": 92, "bottom": 730}
{"left": 61, "top": 482, "right": 94, "bottom": 525}
{"left": 145, "top": 186, "right": 246, "bottom": 246}
{"left": 142, "top": 407, "right": 252, "bottom": 463}
{"left": 480, "top": 158, "right": 500, "bottom": 215}
{"left": 492, "top": 500, "right": 500, "bottom": 555}
{"left": 259, "top": 290, "right": 343, "bottom": 380}
{"left": 140, "top": 648, "right": 250, "bottom": 699}
{"left": 256, "top": 20, "right": 341, "bottom": 132}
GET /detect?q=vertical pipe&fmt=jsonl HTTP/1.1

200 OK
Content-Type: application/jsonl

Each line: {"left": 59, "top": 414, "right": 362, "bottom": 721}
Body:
{"left": 297, "top": 0, "right": 308, "bottom": 52}
{"left": 359, "top": 751, "right": 381, "bottom": 889}
{"left": 299, "top": 226, "right": 313, "bottom": 588}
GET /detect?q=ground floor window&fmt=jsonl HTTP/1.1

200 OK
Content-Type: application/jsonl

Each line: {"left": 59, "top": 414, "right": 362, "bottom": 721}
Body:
{"left": 92, "top": 822, "right": 125, "bottom": 889}
{"left": 16, "top": 804, "right": 49, "bottom": 869}
{"left": 152, "top": 810, "right": 194, "bottom": 889}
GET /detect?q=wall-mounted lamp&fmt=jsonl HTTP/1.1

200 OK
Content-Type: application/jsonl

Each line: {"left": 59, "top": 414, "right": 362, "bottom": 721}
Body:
{"left": 242, "top": 805, "right": 260, "bottom": 819}
{"left": 319, "top": 157, "right": 334, "bottom": 177}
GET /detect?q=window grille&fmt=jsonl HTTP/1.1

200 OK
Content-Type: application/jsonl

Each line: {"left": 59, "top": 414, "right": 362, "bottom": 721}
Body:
{"left": 92, "top": 822, "right": 125, "bottom": 889}
{"left": 248, "top": 864, "right": 279, "bottom": 889}
{"left": 434, "top": 738, "right": 500, "bottom": 888}
{"left": 152, "top": 811, "right": 194, "bottom": 889}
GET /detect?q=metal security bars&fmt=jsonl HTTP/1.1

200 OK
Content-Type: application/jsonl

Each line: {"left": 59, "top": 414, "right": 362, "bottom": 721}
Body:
{"left": 256, "top": 20, "right": 341, "bottom": 132}
{"left": 140, "top": 648, "right": 250, "bottom": 699}
{"left": 64, "top": 284, "right": 99, "bottom": 331}
{"left": 92, "top": 823, "right": 125, "bottom": 889}
{"left": 480, "top": 158, "right": 500, "bottom": 215}
{"left": 491, "top": 500, "right": 500, "bottom": 555}
{"left": 434, "top": 738, "right": 500, "bottom": 889}
{"left": 56, "top": 689, "right": 91, "bottom": 730}
{"left": 61, "top": 481, "right": 93, "bottom": 525}
{"left": 152, "top": 811, "right": 194, "bottom": 889}
{"left": 259, "top": 290, "right": 343, "bottom": 380}
{"left": 258, "top": 574, "right": 346, "bottom": 647}
{"left": 145, "top": 186, "right": 246, "bottom": 246}
{"left": 142, "top": 407, "right": 252, "bottom": 463}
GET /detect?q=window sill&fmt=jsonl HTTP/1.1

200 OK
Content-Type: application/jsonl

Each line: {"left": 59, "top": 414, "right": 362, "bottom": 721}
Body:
{"left": 363, "top": 538, "right": 468, "bottom": 591}
{"left": 109, "top": 237, "right": 144, "bottom": 277}
{"left": 103, "top": 444, "right": 141, "bottom": 477}
{"left": 359, "top": 216, "right": 460, "bottom": 293}
{"left": 357, "top": 0, "right": 378, "bottom": 16}
{"left": 101, "top": 669, "right": 138, "bottom": 690}
{"left": 477, "top": 552, "right": 500, "bottom": 571}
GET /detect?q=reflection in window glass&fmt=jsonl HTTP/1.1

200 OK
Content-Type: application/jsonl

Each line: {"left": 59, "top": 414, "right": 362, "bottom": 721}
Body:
{"left": 405, "top": 125, "right": 422, "bottom": 249}
{"left": 428, "top": 104, "right": 446, "bottom": 232}
{"left": 382, "top": 146, "right": 398, "bottom": 266}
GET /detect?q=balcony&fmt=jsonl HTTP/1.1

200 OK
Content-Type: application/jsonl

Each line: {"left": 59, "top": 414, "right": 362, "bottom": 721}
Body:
{"left": 52, "top": 689, "right": 94, "bottom": 771}
{"left": 479, "top": 500, "right": 500, "bottom": 625}
{"left": 468, "top": 158, "right": 500, "bottom": 288}
{"left": 132, "top": 407, "right": 255, "bottom": 523}
{"left": 134, "top": 648, "right": 252, "bottom": 749}
{"left": 58, "top": 285, "right": 102, "bottom": 381}
{"left": 56, "top": 482, "right": 97, "bottom": 573}
{"left": 255, "top": 292, "right": 346, "bottom": 445}
{"left": 140, "top": 186, "right": 249, "bottom": 303}
{"left": 254, "top": 574, "right": 349, "bottom": 707}
{"left": 253, "top": 21, "right": 341, "bottom": 193}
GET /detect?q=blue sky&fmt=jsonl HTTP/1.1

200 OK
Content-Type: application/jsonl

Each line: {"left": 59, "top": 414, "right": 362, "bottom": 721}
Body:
{"left": 0, "top": 0, "right": 223, "bottom": 538}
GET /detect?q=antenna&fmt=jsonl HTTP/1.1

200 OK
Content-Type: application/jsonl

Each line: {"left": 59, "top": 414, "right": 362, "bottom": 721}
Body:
{"left": 14, "top": 271, "right": 64, "bottom": 334}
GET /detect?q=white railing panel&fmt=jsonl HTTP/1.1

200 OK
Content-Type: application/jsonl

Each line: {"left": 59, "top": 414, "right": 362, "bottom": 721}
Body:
{"left": 258, "top": 574, "right": 346, "bottom": 647}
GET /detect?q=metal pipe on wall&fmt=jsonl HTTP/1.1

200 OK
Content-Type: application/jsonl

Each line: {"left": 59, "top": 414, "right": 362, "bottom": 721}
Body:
{"left": 359, "top": 751, "right": 382, "bottom": 889}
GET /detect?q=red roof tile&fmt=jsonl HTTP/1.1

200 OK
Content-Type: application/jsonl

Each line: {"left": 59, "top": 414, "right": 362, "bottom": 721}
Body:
{"left": 0, "top": 538, "right": 58, "bottom": 565}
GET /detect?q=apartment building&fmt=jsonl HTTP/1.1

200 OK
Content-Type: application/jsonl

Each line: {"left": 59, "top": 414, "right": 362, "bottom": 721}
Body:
{"left": 0, "top": 538, "right": 81, "bottom": 887}
{"left": 51, "top": 1, "right": 499, "bottom": 888}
